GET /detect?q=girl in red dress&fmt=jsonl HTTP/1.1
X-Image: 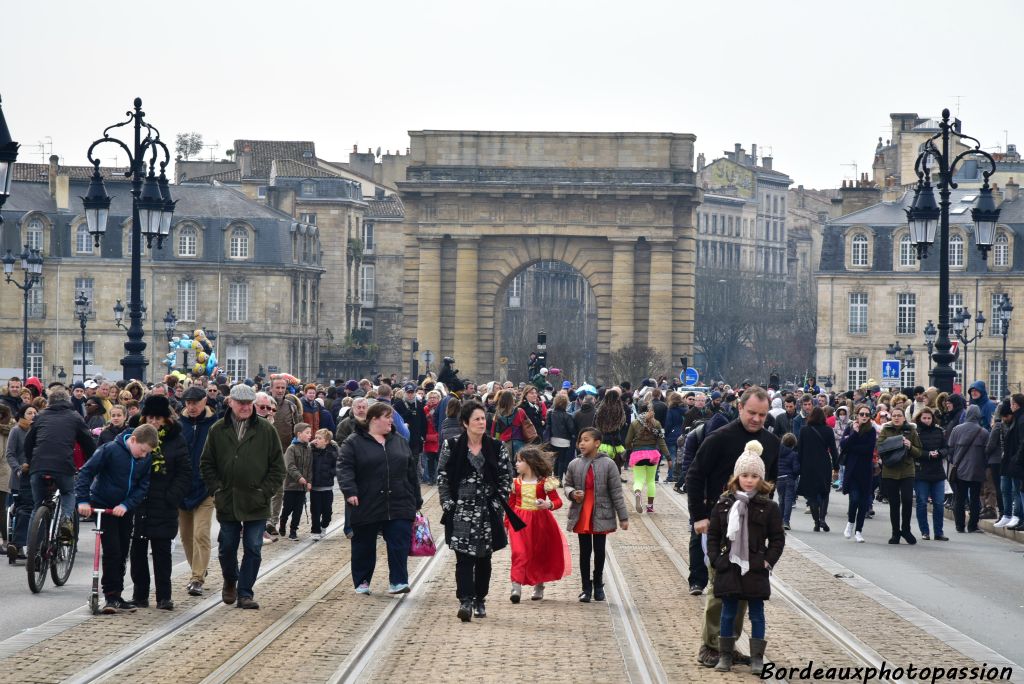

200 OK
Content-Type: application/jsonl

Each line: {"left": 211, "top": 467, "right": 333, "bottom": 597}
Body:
{"left": 506, "top": 447, "right": 571, "bottom": 602}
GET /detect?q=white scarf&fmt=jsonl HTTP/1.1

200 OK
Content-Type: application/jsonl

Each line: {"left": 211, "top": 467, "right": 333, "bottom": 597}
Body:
{"left": 726, "top": 491, "right": 753, "bottom": 575}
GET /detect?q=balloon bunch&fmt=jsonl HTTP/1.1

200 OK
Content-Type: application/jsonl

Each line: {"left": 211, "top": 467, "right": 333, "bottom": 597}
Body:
{"left": 162, "top": 329, "right": 219, "bottom": 377}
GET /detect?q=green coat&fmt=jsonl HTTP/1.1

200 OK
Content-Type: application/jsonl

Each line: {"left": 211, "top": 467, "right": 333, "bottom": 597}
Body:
{"left": 877, "top": 422, "right": 922, "bottom": 480}
{"left": 200, "top": 410, "right": 286, "bottom": 523}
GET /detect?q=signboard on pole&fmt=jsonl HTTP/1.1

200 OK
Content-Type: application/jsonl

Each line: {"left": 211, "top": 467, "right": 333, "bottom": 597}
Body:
{"left": 681, "top": 367, "right": 699, "bottom": 386}
{"left": 880, "top": 359, "right": 901, "bottom": 388}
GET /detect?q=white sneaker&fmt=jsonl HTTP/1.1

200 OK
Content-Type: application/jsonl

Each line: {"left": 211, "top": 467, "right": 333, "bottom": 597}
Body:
{"left": 635, "top": 490, "right": 644, "bottom": 514}
{"left": 844, "top": 522, "right": 854, "bottom": 539}
{"left": 854, "top": 531, "right": 865, "bottom": 543}
{"left": 1007, "top": 516, "right": 1021, "bottom": 528}
{"left": 993, "top": 516, "right": 1012, "bottom": 528}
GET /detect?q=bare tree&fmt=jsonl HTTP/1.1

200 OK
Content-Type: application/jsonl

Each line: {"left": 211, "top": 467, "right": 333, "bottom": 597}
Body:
{"left": 609, "top": 344, "right": 666, "bottom": 387}
{"left": 175, "top": 132, "right": 204, "bottom": 161}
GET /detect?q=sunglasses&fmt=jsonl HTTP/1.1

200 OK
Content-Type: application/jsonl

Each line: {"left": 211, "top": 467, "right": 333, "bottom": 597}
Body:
{"left": 857, "top": 412, "right": 871, "bottom": 417}
{"left": 256, "top": 405, "right": 276, "bottom": 412}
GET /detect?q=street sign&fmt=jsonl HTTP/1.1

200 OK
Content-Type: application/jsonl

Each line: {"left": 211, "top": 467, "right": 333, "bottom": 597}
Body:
{"left": 881, "top": 359, "right": 901, "bottom": 388}
{"left": 681, "top": 367, "right": 699, "bottom": 386}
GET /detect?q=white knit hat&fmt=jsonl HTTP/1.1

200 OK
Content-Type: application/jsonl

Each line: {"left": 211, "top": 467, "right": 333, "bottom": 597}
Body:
{"left": 733, "top": 440, "right": 765, "bottom": 480}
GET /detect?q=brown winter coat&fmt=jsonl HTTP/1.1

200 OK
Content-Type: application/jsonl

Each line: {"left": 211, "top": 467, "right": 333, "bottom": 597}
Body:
{"left": 706, "top": 491, "right": 785, "bottom": 600}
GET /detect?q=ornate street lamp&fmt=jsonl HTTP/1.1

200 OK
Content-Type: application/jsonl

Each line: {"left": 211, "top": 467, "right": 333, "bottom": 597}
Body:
{"left": 57, "top": 366, "right": 66, "bottom": 385}
{"left": 75, "top": 291, "right": 90, "bottom": 384}
{"left": 923, "top": 320, "right": 937, "bottom": 373}
{"left": 905, "top": 109, "right": 1001, "bottom": 393}
{"left": 999, "top": 295, "right": 1013, "bottom": 398}
{"left": 0, "top": 94, "right": 19, "bottom": 224}
{"left": 3, "top": 246, "right": 44, "bottom": 378}
{"left": 82, "top": 98, "right": 174, "bottom": 381}
{"left": 952, "top": 307, "right": 984, "bottom": 388}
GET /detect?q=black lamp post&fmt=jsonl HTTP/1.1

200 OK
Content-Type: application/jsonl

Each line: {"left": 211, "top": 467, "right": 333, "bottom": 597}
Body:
{"left": 57, "top": 366, "right": 66, "bottom": 385}
{"left": 923, "top": 320, "right": 937, "bottom": 373}
{"left": 906, "top": 108, "right": 1000, "bottom": 393}
{"left": 903, "top": 344, "right": 914, "bottom": 385}
{"left": 3, "top": 246, "right": 44, "bottom": 378}
{"left": 952, "top": 307, "right": 985, "bottom": 387}
{"left": 0, "top": 94, "right": 19, "bottom": 225}
{"left": 75, "top": 291, "right": 90, "bottom": 383}
{"left": 998, "top": 294, "right": 1013, "bottom": 398}
{"left": 81, "top": 98, "right": 176, "bottom": 382}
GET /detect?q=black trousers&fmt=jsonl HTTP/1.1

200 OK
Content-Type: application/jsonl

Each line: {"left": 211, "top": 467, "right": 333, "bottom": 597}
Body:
{"left": 577, "top": 533, "right": 607, "bottom": 589}
{"left": 989, "top": 464, "right": 1004, "bottom": 516}
{"left": 280, "top": 490, "right": 306, "bottom": 533}
{"left": 882, "top": 477, "right": 914, "bottom": 535}
{"left": 454, "top": 551, "right": 491, "bottom": 600}
{"left": 953, "top": 479, "right": 982, "bottom": 531}
{"left": 100, "top": 513, "right": 133, "bottom": 599}
{"left": 130, "top": 536, "right": 173, "bottom": 603}
{"left": 687, "top": 522, "right": 708, "bottom": 588}
{"left": 309, "top": 490, "right": 333, "bottom": 533}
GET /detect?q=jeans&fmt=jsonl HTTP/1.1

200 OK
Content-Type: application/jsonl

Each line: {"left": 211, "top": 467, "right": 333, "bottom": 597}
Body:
{"left": 100, "top": 513, "right": 133, "bottom": 599}
{"left": 688, "top": 522, "right": 707, "bottom": 588}
{"left": 999, "top": 476, "right": 1023, "bottom": 518}
{"left": 952, "top": 480, "right": 982, "bottom": 531}
{"left": 30, "top": 472, "right": 75, "bottom": 524}
{"left": 350, "top": 518, "right": 413, "bottom": 587}
{"left": 130, "top": 536, "right": 173, "bottom": 603}
{"left": 577, "top": 533, "right": 607, "bottom": 590}
{"left": 775, "top": 476, "right": 797, "bottom": 524}
{"left": 455, "top": 551, "right": 492, "bottom": 600}
{"left": 419, "top": 452, "right": 431, "bottom": 483}
{"left": 913, "top": 479, "right": 945, "bottom": 536}
{"left": 178, "top": 496, "right": 215, "bottom": 584}
{"left": 703, "top": 564, "right": 746, "bottom": 650}
{"left": 424, "top": 451, "right": 439, "bottom": 485}
{"left": 218, "top": 520, "right": 265, "bottom": 599}
{"left": 666, "top": 442, "right": 678, "bottom": 481}
{"left": 882, "top": 477, "right": 914, "bottom": 535}
{"left": 846, "top": 483, "right": 872, "bottom": 532}
{"left": 721, "top": 597, "right": 765, "bottom": 639}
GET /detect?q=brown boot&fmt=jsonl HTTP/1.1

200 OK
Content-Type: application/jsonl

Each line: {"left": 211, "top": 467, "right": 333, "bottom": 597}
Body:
{"left": 750, "top": 637, "right": 767, "bottom": 675}
{"left": 714, "top": 637, "right": 736, "bottom": 672}
{"left": 222, "top": 579, "right": 237, "bottom": 605}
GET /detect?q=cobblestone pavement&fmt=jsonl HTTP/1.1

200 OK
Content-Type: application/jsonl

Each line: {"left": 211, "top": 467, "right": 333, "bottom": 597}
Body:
{"left": 1, "top": 476, "right": 1019, "bottom": 683}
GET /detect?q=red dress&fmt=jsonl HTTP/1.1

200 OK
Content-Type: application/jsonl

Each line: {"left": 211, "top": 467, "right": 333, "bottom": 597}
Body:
{"left": 506, "top": 478, "right": 572, "bottom": 585}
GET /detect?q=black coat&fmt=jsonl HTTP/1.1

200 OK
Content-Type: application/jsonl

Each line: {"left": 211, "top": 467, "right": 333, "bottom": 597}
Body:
{"left": 796, "top": 424, "right": 839, "bottom": 497}
{"left": 337, "top": 425, "right": 422, "bottom": 527}
{"left": 519, "top": 401, "right": 545, "bottom": 440}
{"left": 132, "top": 420, "right": 192, "bottom": 539}
{"left": 25, "top": 401, "right": 96, "bottom": 476}
{"left": 311, "top": 441, "right": 340, "bottom": 488}
{"left": 394, "top": 399, "right": 425, "bottom": 453}
{"left": 1006, "top": 410, "right": 1024, "bottom": 479}
{"left": 707, "top": 492, "right": 785, "bottom": 600}
{"left": 839, "top": 424, "right": 876, "bottom": 495}
{"left": 914, "top": 423, "right": 948, "bottom": 483}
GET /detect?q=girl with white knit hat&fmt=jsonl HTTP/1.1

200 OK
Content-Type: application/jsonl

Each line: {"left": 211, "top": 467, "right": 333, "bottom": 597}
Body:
{"left": 706, "top": 440, "right": 786, "bottom": 675}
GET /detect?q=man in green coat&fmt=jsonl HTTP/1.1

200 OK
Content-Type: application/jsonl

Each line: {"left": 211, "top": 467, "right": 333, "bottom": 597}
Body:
{"left": 200, "top": 384, "right": 285, "bottom": 610}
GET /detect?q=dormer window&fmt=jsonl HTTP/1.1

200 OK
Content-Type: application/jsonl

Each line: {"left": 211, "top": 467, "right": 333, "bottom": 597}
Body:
{"left": 301, "top": 181, "right": 316, "bottom": 197}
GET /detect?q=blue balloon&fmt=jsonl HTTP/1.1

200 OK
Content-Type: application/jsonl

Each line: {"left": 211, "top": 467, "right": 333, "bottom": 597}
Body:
{"left": 206, "top": 351, "right": 218, "bottom": 374}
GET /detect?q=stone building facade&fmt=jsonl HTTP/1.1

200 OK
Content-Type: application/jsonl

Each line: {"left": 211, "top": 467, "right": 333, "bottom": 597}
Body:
{"left": 0, "top": 156, "right": 323, "bottom": 384}
{"left": 815, "top": 178, "right": 1023, "bottom": 397}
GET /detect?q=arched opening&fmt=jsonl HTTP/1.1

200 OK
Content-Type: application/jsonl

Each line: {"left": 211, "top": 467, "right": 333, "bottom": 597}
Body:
{"left": 495, "top": 260, "right": 598, "bottom": 383}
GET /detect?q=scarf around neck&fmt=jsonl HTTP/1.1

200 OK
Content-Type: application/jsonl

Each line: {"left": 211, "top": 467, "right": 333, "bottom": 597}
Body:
{"left": 727, "top": 491, "right": 753, "bottom": 575}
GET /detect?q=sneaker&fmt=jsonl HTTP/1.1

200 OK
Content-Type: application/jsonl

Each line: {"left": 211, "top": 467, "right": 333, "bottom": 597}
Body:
{"left": 263, "top": 531, "right": 276, "bottom": 543}
{"left": 288, "top": 530, "right": 298, "bottom": 541}
{"left": 689, "top": 584, "right": 703, "bottom": 596}
{"left": 646, "top": 504, "right": 654, "bottom": 513}
{"left": 103, "top": 598, "right": 137, "bottom": 613}
{"left": 783, "top": 522, "right": 790, "bottom": 530}
{"left": 854, "top": 532, "right": 865, "bottom": 543}
{"left": 388, "top": 583, "right": 411, "bottom": 594}
{"left": 993, "top": 516, "right": 1012, "bottom": 528}
{"left": 266, "top": 523, "right": 279, "bottom": 536}
{"left": 934, "top": 535, "right": 949, "bottom": 541}
{"left": 311, "top": 532, "right": 323, "bottom": 541}
{"left": 634, "top": 490, "right": 643, "bottom": 514}
{"left": 355, "top": 581, "right": 371, "bottom": 595}
{"left": 866, "top": 509, "right": 875, "bottom": 518}
{"left": 1007, "top": 516, "right": 1021, "bottom": 528}
{"left": 843, "top": 522, "right": 854, "bottom": 539}
{"left": 187, "top": 581, "right": 204, "bottom": 597}
{"left": 157, "top": 599, "right": 174, "bottom": 610}
{"left": 921, "top": 534, "right": 930, "bottom": 540}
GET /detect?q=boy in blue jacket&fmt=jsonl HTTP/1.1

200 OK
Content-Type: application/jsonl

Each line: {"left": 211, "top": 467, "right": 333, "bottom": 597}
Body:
{"left": 76, "top": 424, "right": 157, "bottom": 614}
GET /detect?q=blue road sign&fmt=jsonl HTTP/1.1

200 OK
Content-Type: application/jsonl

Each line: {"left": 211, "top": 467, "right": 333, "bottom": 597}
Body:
{"left": 682, "top": 367, "right": 699, "bottom": 386}
{"left": 881, "top": 359, "right": 901, "bottom": 381}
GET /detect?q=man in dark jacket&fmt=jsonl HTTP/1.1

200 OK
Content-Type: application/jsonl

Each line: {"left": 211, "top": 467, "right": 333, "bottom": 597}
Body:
{"left": 394, "top": 385, "right": 425, "bottom": 455}
{"left": 686, "top": 387, "right": 780, "bottom": 668}
{"left": 25, "top": 388, "right": 96, "bottom": 539}
{"left": 968, "top": 380, "right": 998, "bottom": 430}
{"left": 0, "top": 377, "right": 23, "bottom": 416}
{"left": 178, "top": 386, "right": 219, "bottom": 596}
{"left": 573, "top": 396, "right": 597, "bottom": 433}
{"left": 200, "top": 384, "right": 285, "bottom": 610}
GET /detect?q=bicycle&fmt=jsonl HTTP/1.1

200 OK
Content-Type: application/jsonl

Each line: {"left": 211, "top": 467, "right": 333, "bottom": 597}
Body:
{"left": 25, "top": 475, "right": 79, "bottom": 593}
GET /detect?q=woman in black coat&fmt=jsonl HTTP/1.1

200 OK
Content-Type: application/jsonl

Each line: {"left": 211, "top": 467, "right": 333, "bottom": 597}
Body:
{"left": 840, "top": 406, "right": 877, "bottom": 541}
{"left": 337, "top": 402, "right": 422, "bottom": 595}
{"left": 129, "top": 396, "right": 192, "bottom": 609}
{"left": 913, "top": 407, "right": 948, "bottom": 540}
{"left": 796, "top": 407, "right": 839, "bottom": 531}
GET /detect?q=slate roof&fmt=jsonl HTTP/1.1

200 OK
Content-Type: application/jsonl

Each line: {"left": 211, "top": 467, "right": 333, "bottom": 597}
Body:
{"left": 233, "top": 140, "right": 315, "bottom": 179}
{"left": 366, "top": 196, "right": 404, "bottom": 220}
{"left": 187, "top": 168, "right": 242, "bottom": 184}
{"left": 13, "top": 162, "right": 133, "bottom": 183}
{"left": 270, "top": 159, "right": 340, "bottom": 180}
{"left": 830, "top": 189, "right": 982, "bottom": 225}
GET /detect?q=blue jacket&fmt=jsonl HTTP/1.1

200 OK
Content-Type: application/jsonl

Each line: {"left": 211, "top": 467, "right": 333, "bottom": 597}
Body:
{"left": 179, "top": 407, "right": 218, "bottom": 510}
{"left": 75, "top": 434, "right": 152, "bottom": 511}
{"left": 777, "top": 444, "right": 800, "bottom": 479}
{"left": 664, "top": 406, "right": 686, "bottom": 447}
{"left": 968, "top": 381, "right": 997, "bottom": 430}
{"left": 378, "top": 399, "right": 410, "bottom": 440}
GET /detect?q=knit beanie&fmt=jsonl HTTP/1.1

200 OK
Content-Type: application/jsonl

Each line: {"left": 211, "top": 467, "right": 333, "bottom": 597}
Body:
{"left": 733, "top": 440, "right": 765, "bottom": 480}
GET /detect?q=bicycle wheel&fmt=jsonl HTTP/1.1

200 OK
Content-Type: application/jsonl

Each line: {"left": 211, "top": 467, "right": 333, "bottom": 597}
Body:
{"left": 26, "top": 506, "right": 52, "bottom": 594}
{"left": 50, "top": 513, "right": 78, "bottom": 586}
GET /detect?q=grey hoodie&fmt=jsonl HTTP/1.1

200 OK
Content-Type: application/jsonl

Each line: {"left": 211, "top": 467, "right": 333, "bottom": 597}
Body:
{"left": 948, "top": 405, "right": 989, "bottom": 482}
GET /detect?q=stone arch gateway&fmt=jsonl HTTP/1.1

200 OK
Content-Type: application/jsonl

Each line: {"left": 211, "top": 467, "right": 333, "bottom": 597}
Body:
{"left": 398, "top": 131, "right": 703, "bottom": 383}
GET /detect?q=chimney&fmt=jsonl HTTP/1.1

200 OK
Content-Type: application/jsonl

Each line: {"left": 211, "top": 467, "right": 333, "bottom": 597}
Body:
{"left": 1005, "top": 177, "right": 1019, "bottom": 202}
{"left": 992, "top": 182, "right": 1003, "bottom": 205}
{"left": 238, "top": 144, "right": 253, "bottom": 178}
{"left": 762, "top": 156, "right": 773, "bottom": 171}
{"left": 751, "top": 144, "right": 758, "bottom": 166}
{"left": 838, "top": 177, "right": 882, "bottom": 216}
{"left": 48, "top": 155, "right": 59, "bottom": 198}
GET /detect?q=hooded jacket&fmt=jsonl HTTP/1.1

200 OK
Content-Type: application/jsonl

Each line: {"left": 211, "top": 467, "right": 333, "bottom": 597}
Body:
{"left": 948, "top": 405, "right": 990, "bottom": 483}
{"left": 914, "top": 420, "right": 948, "bottom": 482}
{"left": 942, "top": 394, "right": 967, "bottom": 441}
{"left": 968, "top": 381, "right": 997, "bottom": 430}
{"left": 179, "top": 406, "right": 219, "bottom": 510}
{"left": 75, "top": 434, "right": 152, "bottom": 511}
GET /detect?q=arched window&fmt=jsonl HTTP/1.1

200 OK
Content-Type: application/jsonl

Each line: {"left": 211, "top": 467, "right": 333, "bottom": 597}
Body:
{"left": 75, "top": 223, "right": 93, "bottom": 255}
{"left": 229, "top": 226, "right": 250, "bottom": 259}
{"left": 178, "top": 224, "right": 198, "bottom": 257}
{"left": 26, "top": 219, "right": 44, "bottom": 251}
{"left": 851, "top": 234, "right": 868, "bottom": 266}
{"left": 994, "top": 233, "right": 1010, "bottom": 267}
{"left": 899, "top": 234, "right": 916, "bottom": 267}
{"left": 949, "top": 234, "right": 964, "bottom": 268}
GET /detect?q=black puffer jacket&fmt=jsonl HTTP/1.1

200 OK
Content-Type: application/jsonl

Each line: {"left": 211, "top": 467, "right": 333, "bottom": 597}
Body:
{"left": 707, "top": 491, "right": 785, "bottom": 600}
{"left": 914, "top": 422, "right": 948, "bottom": 483}
{"left": 311, "top": 441, "right": 340, "bottom": 489}
{"left": 337, "top": 424, "right": 422, "bottom": 527}
{"left": 132, "top": 419, "right": 191, "bottom": 539}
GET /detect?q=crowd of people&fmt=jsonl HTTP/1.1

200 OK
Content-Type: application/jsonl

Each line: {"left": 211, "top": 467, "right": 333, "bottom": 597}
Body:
{"left": 1, "top": 367, "right": 1021, "bottom": 676}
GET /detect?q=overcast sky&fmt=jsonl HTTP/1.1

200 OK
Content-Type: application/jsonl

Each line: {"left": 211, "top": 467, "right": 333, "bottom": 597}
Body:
{"left": 5, "top": 0, "right": 1021, "bottom": 190}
